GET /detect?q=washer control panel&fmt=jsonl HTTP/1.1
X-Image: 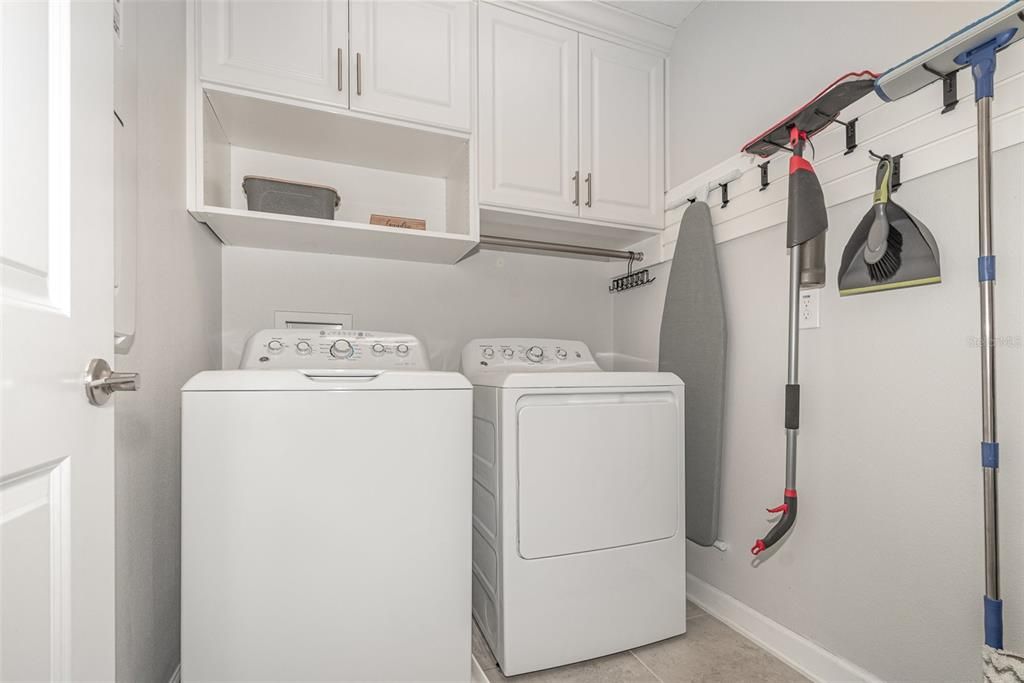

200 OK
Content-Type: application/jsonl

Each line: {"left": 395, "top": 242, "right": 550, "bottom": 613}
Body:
{"left": 461, "top": 338, "right": 600, "bottom": 373}
{"left": 240, "top": 329, "right": 429, "bottom": 370}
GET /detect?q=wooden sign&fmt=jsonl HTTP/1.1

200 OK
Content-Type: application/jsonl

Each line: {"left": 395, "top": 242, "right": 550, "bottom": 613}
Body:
{"left": 369, "top": 214, "right": 426, "bottom": 230}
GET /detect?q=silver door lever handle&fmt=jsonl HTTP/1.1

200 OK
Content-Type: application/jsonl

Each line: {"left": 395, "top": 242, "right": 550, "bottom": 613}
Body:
{"left": 85, "top": 358, "right": 140, "bottom": 406}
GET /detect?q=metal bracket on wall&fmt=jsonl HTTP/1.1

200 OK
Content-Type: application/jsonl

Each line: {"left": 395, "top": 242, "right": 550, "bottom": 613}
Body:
{"left": 869, "top": 149, "right": 905, "bottom": 192}
{"left": 922, "top": 64, "right": 959, "bottom": 113}
{"left": 759, "top": 161, "right": 770, "bottom": 191}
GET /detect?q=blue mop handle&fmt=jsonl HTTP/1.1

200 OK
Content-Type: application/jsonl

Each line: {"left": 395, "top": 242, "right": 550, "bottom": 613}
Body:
{"left": 954, "top": 28, "right": 1018, "bottom": 100}
{"left": 956, "top": 29, "right": 1016, "bottom": 652}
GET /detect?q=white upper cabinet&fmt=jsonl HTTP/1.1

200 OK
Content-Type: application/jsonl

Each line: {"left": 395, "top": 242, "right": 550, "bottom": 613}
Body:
{"left": 199, "top": 0, "right": 349, "bottom": 106}
{"left": 349, "top": 1, "right": 472, "bottom": 131}
{"left": 478, "top": 4, "right": 665, "bottom": 230}
{"left": 478, "top": 4, "right": 580, "bottom": 216}
{"left": 579, "top": 36, "right": 664, "bottom": 227}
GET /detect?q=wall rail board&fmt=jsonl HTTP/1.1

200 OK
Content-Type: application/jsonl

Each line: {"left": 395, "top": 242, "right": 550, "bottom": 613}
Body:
{"left": 658, "top": 46, "right": 1024, "bottom": 260}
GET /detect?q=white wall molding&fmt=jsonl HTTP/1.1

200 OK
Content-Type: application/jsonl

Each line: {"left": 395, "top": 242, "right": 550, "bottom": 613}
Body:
{"left": 487, "top": 1, "right": 674, "bottom": 55}
{"left": 659, "top": 47, "right": 1024, "bottom": 260}
{"left": 687, "top": 574, "right": 882, "bottom": 683}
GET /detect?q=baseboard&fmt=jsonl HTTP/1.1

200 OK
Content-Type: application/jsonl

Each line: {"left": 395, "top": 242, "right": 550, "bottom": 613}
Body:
{"left": 168, "top": 662, "right": 181, "bottom": 683}
{"left": 686, "top": 574, "right": 882, "bottom": 683}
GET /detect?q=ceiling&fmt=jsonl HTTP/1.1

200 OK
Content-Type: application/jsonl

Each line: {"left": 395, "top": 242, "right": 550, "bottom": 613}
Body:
{"left": 601, "top": 1, "right": 703, "bottom": 29}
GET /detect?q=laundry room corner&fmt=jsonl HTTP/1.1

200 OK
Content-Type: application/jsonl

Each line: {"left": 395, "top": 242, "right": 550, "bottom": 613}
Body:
{"left": 601, "top": 2, "right": 1024, "bottom": 681}
{"left": 113, "top": 1, "right": 222, "bottom": 681}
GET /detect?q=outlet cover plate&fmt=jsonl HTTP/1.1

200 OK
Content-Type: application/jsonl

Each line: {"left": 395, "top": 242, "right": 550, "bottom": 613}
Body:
{"left": 800, "top": 289, "right": 820, "bottom": 329}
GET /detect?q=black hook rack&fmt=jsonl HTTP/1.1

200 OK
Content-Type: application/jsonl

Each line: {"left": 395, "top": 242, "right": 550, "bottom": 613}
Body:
{"left": 687, "top": 196, "right": 697, "bottom": 204}
{"left": 759, "top": 161, "right": 770, "bottom": 192}
{"left": 868, "top": 150, "right": 904, "bottom": 192}
{"left": 922, "top": 64, "right": 959, "bottom": 114}
{"left": 718, "top": 182, "right": 730, "bottom": 208}
{"left": 609, "top": 251, "right": 655, "bottom": 293}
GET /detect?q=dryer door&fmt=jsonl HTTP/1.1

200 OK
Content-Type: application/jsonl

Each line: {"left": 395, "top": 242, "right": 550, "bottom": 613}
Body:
{"left": 516, "top": 390, "right": 681, "bottom": 559}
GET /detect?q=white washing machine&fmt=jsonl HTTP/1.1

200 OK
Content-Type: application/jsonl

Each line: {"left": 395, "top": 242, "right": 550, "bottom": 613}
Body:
{"left": 182, "top": 329, "right": 472, "bottom": 682}
{"left": 462, "top": 338, "right": 686, "bottom": 676}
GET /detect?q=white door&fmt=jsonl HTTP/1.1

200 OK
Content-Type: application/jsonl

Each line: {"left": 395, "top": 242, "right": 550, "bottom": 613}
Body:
{"left": 579, "top": 36, "right": 664, "bottom": 227}
{"left": 1, "top": 1, "right": 119, "bottom": 680}
{"left": 349, "top": 0, "right": 471, "bottom": 130}
{"left": 199, "top": 0, "right": 349, "bottom": 107}
{"left": 478, "top": 4, "right": 579, "bottom": 216}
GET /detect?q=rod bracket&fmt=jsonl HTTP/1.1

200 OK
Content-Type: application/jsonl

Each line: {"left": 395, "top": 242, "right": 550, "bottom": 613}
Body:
{"left": 922, "top": 65, "right": 959, "bottom": 113}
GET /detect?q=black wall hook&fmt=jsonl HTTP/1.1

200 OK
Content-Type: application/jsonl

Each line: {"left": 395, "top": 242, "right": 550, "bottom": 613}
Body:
{"left": 868, "top": 150, "right": 904, "bottom": 192}
{"left": 759, "top": 161, "right": 770, "bottom": 191}
{"left": 719, "top": 182, "right": 730, "bottom": 208}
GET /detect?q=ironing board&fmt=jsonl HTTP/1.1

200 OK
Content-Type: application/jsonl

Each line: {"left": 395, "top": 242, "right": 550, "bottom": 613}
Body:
{"left": 659, "top": 201, "right": 726, "bottom": 547}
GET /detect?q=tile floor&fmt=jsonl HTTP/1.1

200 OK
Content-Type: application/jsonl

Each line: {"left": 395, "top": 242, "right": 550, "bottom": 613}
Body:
{"left": 472, "top": 602, "right": 808, "bottom": 682}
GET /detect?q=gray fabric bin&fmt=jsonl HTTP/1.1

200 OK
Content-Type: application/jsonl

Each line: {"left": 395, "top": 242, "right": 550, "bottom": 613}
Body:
{"left": 242, "top": 176, "right": 340, "bottom": 220}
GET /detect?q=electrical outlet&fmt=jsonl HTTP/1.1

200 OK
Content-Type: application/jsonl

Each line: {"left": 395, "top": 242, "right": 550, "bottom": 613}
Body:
{"left": 799, "top": 289, "right": 820, "bottom": 329}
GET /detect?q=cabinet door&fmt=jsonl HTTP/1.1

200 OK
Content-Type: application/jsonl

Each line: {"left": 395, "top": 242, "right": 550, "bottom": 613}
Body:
{"left": 199, "top": 0, "right": 348, "bottom": 107}
{"left": 579, "top": 36, "right": 664, "bottom": 227}
{"left": 479, "top": 4, "right": 579, "bottom": 216}
{"left": 349, "top": 1, "right": 471, "bottom": 130}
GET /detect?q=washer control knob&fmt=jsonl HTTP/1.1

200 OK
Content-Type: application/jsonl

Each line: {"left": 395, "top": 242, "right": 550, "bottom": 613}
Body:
{"left": 330, "top": 339, "right": 354, "bottom": 359}
{"left": 556, "top": 348, "right": 568, "bottom": 360}
{"left": 526, "top": 346, "right": 544, "bottom": 363}
{"left": 295, "top": 341, "right": 312, "bottom": 355}
{"left": 502, "top": 348, "right": 514, "bottom": 359}
{"left": 267, "top": 340, "right": 284, "bottom": 353}
{"left": 371, "top": 342, "right": 386, "bottom": 355}
{"left": 396, "top": 343, "right": 410, "bottom": 357}
{"left": 482, "top": 348, "right": 495, "bottom": 359}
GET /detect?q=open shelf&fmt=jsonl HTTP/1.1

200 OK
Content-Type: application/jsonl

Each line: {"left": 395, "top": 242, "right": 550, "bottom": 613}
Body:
{"left": 191, "top": 85, "right": 478, "bottom": 264}
{"left": 192, "top": 206, "right": 477, "bottom": 263}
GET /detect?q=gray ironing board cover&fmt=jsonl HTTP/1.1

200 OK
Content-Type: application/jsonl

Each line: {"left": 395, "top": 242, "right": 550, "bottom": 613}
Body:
{"left": 659, "top": 201, "right": 726, "bottom": 547}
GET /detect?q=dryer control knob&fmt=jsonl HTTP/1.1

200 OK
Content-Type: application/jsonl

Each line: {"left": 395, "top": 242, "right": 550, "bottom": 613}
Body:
{"left": 396, "top": 343, "right": 410, "bottom": 357}
{"left": 371, "top": 342, "right": 386, "bottom": 355}
{"left": 267, "top": 340, "right": 284, "bottom": 353}
{"left": 482, "top": 348, "right": 495, "bottom": 359}
{"left": 295, "top": 341, "right": 312, "bottom": 355}
{"left": 330, "top": 339, "right": 354, "bottom": 359}
{"left": 556, "top": 348, "right": 567, "bottom": 360}
{"left": 502, "top": 348, "right": 514, "bottom": 359}
{"left": 526, "top": 345, "right": 544, "bottom": 363}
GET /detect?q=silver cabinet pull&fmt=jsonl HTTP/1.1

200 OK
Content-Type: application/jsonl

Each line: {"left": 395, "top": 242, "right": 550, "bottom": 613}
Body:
{"left": 572, "top": 171, "right": 579, "bottom": 206}
{"left": 342, "top": 48, "right": 350, "bottom": 91}
{"left": 356, "top": 53, "right": 362, "bottom": 96}
{"left": 84, "top": 358, "right": 139, "bottom": 406}
{"left": 585, "top": 172, "right": 592, "bottom": 207}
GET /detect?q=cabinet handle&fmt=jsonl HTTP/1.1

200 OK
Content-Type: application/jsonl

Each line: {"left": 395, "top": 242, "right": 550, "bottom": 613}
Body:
{"left": 342, "top": 48, "right": 350, "bottom": 92}
{"left": 585, "top": 172, "right": 592, "bottom": 207}
{"left": 356, "top": 53, "right": 362, "bottom": 96}
{"left": 572, "top": 171, "right": 579, "bottom": 206}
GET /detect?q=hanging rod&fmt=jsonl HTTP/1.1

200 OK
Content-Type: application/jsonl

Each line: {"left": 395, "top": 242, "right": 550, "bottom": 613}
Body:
{"left": 479, "top": 235, "right": 643, "bottom": 262}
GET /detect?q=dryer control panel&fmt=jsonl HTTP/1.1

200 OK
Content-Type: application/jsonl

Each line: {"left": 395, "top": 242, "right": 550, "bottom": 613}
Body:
{"left": 461, "top": 338, "right": 601, "bottom": 374}
{"left": 240, "top": 329, "right": 430, "bottom": 370}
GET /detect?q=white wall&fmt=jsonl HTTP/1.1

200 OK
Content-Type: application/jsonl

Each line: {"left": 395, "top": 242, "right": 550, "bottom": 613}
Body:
{"left": 114, "top": 2, "right": 222, "bottom": 681}
{"left": 222, "top": 247, "right": 614, "bottom": 371}
{"left": 634, "top": 3, "right": 1024, "bottom": 680}
{"left": 667, "top": 1, "right": 997, "bottom": 186}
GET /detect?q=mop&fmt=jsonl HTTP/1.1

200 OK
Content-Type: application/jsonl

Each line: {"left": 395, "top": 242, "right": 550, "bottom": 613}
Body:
{"left": 875, "top": 2, "right": 1024, "bottom": 676}
{"left": 741, "top": 72, "right": 878, "bottom": 555}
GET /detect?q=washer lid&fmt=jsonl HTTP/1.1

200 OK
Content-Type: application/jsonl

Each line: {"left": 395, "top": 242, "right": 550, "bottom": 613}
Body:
{"left": 469, "top": 371, "right": 682, "bottom": 389}
{"left": 182, "top": 369, "right": 471, "bottom": 392}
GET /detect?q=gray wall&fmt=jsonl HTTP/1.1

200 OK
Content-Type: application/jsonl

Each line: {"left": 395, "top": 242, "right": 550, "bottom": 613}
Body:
{"left": 637, "top": 3, "right": 1024, "bottom": 679}
{"left": 222, "top": 247, "right": 614, "bottom": 371}
{"left": 114, "top": 2, "right": 222, "bottom": 682}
